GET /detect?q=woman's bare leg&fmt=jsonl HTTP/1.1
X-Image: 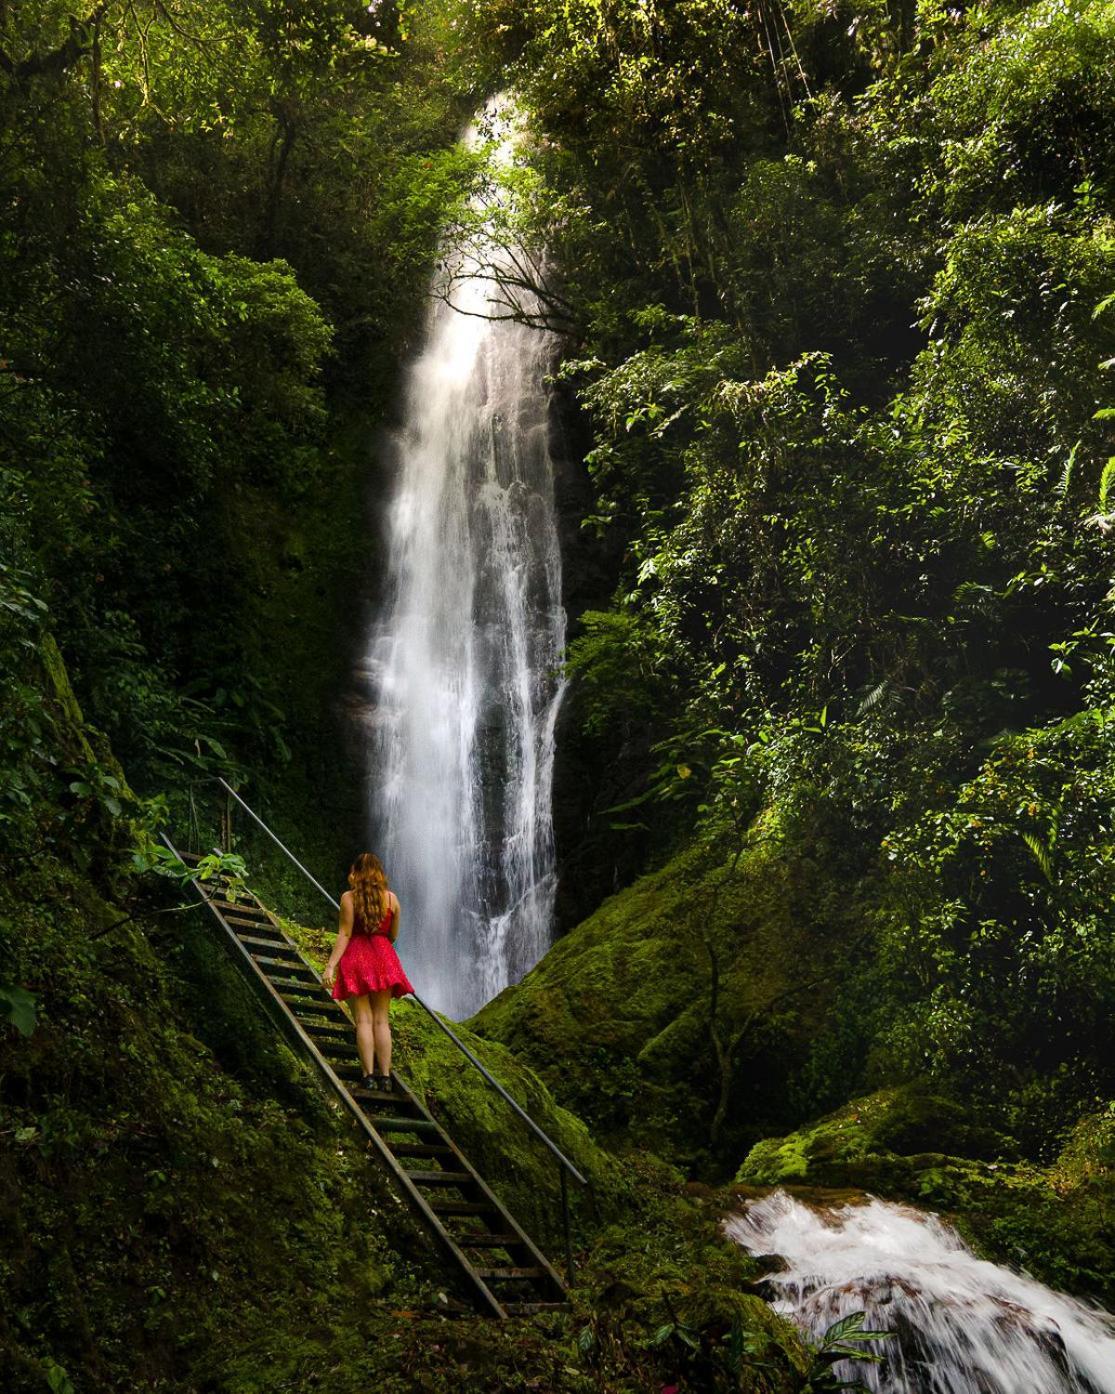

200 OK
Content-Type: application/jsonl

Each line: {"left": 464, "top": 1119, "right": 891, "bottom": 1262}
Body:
{"left": 369, "top": 990, "right": 392, "bottom": 1078}
{"left": 351, "top": 994, "right": 376, "bottom": 1075}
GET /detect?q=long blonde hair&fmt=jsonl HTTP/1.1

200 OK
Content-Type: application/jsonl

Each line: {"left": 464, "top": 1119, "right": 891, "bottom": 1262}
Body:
{"left": 349, "top": 852, "right": 389, "bottom": 928}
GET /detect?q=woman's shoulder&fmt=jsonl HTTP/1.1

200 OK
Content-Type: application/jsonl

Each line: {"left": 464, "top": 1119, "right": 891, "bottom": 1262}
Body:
{"left": 340, "top": 889, "right": 353, "bottom": 905}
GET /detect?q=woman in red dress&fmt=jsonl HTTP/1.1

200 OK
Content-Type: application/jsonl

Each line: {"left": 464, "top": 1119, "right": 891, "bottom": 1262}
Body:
{"left": 323, "top": 853, "right": 414, "bottom": 1091}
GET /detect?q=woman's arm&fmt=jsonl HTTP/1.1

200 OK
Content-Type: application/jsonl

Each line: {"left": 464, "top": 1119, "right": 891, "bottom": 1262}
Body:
{"left": 388, "top": 893, "right": 400, "bottom": 944}
{"left": 323, "top": 893, "right": 354, "bottom": 987}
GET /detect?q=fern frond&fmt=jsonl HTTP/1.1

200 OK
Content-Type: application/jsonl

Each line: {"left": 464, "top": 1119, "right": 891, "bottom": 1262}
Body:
{"left": 1055, "top": 440, "right": 1079, "bottom": 502}
{"left": 1021, "top": 831, "right": 1054, "bottom": 884}
{"left": 1100, "top": 456, "right": 1115, "bottom": 513}
{"left": 857, "top": 679, "right": 889, "bottom": 716}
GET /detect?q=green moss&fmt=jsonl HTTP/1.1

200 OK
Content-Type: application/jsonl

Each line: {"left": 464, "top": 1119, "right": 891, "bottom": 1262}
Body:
{"left": 738, "top": 1085, "right": 1016, "bottom": 1185}
{"left": 471, "top": 831, "right": 857, "bottom": 1169}
{"left": 1, "top": 856, "right": 822, "bottom": 1393}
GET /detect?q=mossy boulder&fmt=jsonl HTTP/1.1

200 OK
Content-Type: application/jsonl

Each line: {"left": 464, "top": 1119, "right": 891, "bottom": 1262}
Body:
{"left": 736, "top": 1089, "right": 1115, "bottom": 1305}
{"left": 471, "top": 828, "right": 859, "bottom": 1169}
{"left": 738, "top": 1085, "right": 1016, "bottom": 1186}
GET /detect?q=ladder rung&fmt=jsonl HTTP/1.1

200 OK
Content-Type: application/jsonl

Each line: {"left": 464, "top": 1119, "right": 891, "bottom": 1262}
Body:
{"left": 404, "top": 1170, "right": 473, "bottom": 1185}
{"left": 355, "top": 1092, "right": 419, "bottom": 1109}
{"left": 207, "top": 900, "right": 270, "bottom": 916}
{"left": 456, "top": 1233, "right": 524, "bottom": 1248}
{"left": 428, "top": 1199, "right": 497, "bottom": 1215}
{"left": 504, "top": 1302, "right": 568, "bottom": 1315}
{"left": 294, "top": 1008, "right": 350, "bottom": 1024}
{"left": 390, "top": 1142, "right": 455, "bottom": 1158}
{"left": 375, "top": 1117, "right": 441, "bottom": 1133}
{"left": 256, "top": 955, "right": 316, "bottom": 976}
{"left": 302, "top": 1022, "right": 351, "bottom": 1039}
{"left": 474, "top": 1267, "right": 547, "bottom": 1280}
{"left": 241, "top": 935, "right": 301, "bottom": 955}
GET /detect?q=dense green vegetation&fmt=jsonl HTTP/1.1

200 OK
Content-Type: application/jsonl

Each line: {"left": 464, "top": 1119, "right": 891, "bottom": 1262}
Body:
{"left": 4, "top": 0, "right": 1115, "bottom": 1388}
{"left": 461, "top": 0, "right": 1115, "bottom": 1174}
{"left": 0, "top": 0, "right": 474, "bottom": 907}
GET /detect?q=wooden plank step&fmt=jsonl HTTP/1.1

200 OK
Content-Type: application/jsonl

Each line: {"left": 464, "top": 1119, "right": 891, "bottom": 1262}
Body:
{"left": 291, "top": 1014, "right": 348, "bottom": 1037}
{"left": 504, "top": 1302, "right": 567, "bottom": 1315}
{"left": 352, "top": 1090, "right": 421, "bottom": 1109}
{"left": 456, "top": 1233, "right": 526, "bottom": 1248}
{"left": 207, "top": 900, "right": 270, "bottom": 916}
{"left": 404, "top": 1170, "right": 474, "bottom": 1186}
{"left": 428, "top": 1199, "right": 497, "bottom": 1215}
{"left": 256, "top": 955, "right": 316, "bottom": 976}
{"left": 390, "top": 1142, "right": 456, "bottom": 1158}
{"left": 374, "top": 1117, "right": 441, "bottom": 1133}
{"left": 287, "top": 998, "right": 344, "bottom": 1020}
{"left": 277, "top": 989, "right": 330, "bottom": 1008}
{"left": 302, "top": 1021, "right": 351, "bottom": 1039}
{"left": 259, "top": 951, "right": 310, "bottom": 967}
{"left": 240, "top": 934, "right": 301, "bottom": 955}
{"left": 474, "top": 1267, "right": 548, "bottom": 1281}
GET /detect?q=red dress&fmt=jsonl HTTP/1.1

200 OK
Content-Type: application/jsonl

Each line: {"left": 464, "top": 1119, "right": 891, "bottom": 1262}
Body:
{"left": 331, "top": 899, "right": 414, "bottom": 1001}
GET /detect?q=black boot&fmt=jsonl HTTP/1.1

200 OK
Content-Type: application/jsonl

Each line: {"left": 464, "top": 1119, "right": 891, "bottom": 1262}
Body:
{"left": 375, "top": 1072, "right": 392, "bottom": 1093}
{"left": 362, "top": 1072, "right": 378, "bottom": 1092}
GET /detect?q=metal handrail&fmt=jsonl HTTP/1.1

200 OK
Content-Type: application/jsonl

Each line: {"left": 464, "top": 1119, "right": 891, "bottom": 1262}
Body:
{"left": 215, "top": 777, "right": 588, "bottom": 1189}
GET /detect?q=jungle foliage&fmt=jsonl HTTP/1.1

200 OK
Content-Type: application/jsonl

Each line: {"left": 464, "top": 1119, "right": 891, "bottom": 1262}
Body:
{"left": 5, "top": 0, "right": 1115, "bottom": 1387}
{"left": 454, "top": 0, "right": 1115, "bottom": 1155}
{"left": 0, "top": 0, "right": 475, "bottom": 897}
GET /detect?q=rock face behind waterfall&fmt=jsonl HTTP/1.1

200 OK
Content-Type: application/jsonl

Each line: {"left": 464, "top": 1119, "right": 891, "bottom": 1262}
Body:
{"left": 471, "top": 830, "right": 852, "bottom": 1163}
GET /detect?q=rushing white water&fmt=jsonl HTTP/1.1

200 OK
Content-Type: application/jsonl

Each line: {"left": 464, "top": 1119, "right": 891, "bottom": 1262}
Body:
{"left": 361, "top": 99, "right": 565, "bottom": 1019}
{"left": 726, "top": 1190, "right": 1115, "bottom": 1393}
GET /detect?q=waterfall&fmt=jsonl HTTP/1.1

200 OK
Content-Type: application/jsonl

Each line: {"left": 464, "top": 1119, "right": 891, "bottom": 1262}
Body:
{"left": 726, "top": 1190, "right": 1115, "bottom": 1393}
{"left": 361, "top": 99, "right": 566, "bottom": 1020}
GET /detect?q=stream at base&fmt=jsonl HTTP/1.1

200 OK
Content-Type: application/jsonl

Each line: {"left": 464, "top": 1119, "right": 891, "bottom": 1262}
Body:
{"left": 726, "top": 1190, "right": 1115, "bottom": 1393}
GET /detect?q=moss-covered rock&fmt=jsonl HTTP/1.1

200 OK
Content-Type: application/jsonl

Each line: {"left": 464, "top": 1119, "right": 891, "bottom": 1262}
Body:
{"left": 471, "top": 829, "right": 859, "bottom": 1170}
{"left": 737, "top": 1085, "right": 1016, "bottom": 1185}
{"left": 736, "top": 1089, "right": 1115, "bottom": 1306}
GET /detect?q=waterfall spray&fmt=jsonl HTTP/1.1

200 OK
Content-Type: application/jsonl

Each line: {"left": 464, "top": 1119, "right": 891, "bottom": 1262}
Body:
{"left": 360, "top": 97, "right": 565, "bottom": 1019}
{"left": 727, "top": 1190, "right": 1115, "bottom": 1393}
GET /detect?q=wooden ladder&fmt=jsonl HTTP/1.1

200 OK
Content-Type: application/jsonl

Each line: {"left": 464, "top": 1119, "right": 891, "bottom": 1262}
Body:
{"left": 176, "top": 849, "right": 568, "bottom": 1320}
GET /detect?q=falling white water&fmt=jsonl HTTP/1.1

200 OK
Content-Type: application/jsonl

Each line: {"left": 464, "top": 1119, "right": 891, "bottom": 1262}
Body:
{"left": 726, "top": 1190, "right": 1115, "bottom": 1393}
{"left": 360, "top": 97, "right": 565, "bottom": 1019}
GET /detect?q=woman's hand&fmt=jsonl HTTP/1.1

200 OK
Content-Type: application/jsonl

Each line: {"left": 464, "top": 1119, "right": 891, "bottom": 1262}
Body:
{"left": 324, "top": 894, "right": 353, "bottom": 992}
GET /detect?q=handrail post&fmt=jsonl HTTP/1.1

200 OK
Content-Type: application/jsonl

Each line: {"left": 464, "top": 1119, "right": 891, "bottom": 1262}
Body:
{"left": 561, "top": 1161, "right": 574, "bottom": 1281}
{"left": 221, "top": 783, "right": 233, "bottom": 853}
